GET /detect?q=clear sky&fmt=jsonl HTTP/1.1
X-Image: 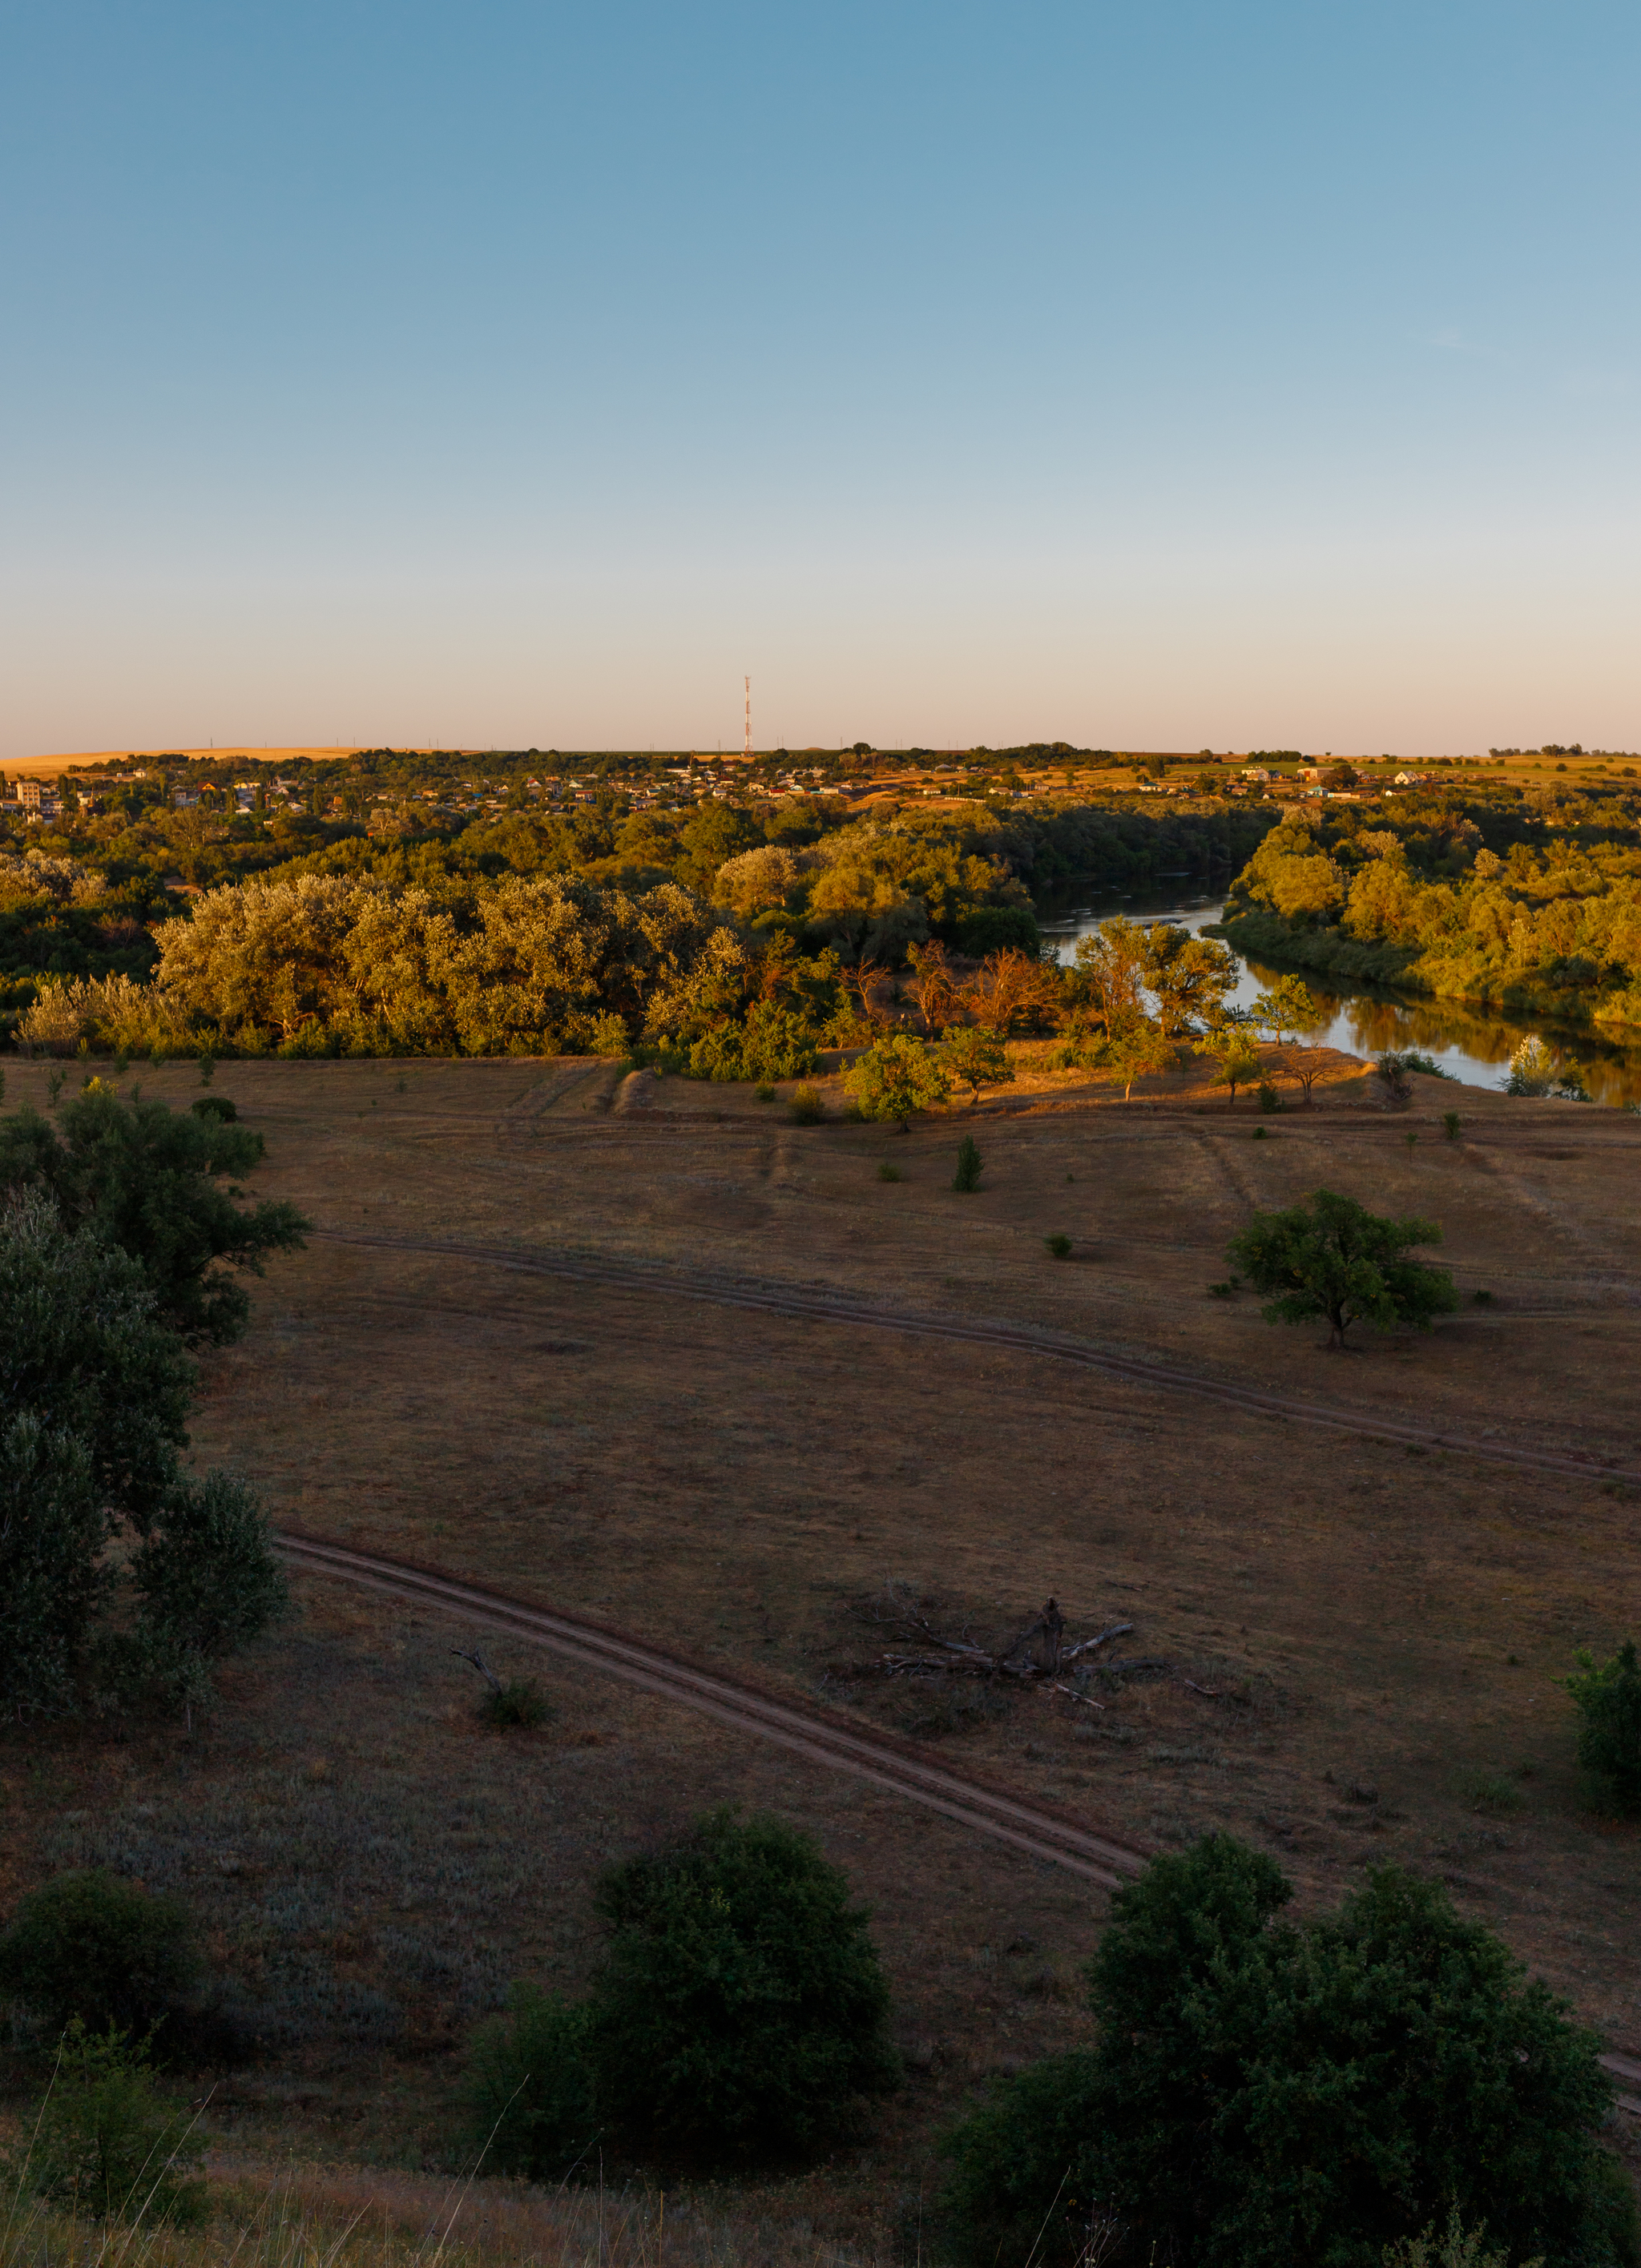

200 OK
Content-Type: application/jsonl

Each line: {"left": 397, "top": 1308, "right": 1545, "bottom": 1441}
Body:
{"left": 3, "top": 2, "right": 1636, "bottom": 759}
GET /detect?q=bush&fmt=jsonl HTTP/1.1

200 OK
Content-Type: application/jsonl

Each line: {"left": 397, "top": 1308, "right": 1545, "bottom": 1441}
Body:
{"left": 788, "top": 1082, "right": 825, "bottom": 1125}
{"left": 462, "top": 1984, "right": 597, "bottom": 2183}
{"left": 1045, "top": 1233, "right": 1072, "bottom": 1259}
{"left": 479, "top": 1678, "right": 550, "bottom": 1730}
{"left": 877, "top": 1160, "right": 903, "bottom": 1182}
{"left": 953, "top": 1135, "right": 982, "bottom": 1192}
{"left": 842, "top": 1033, "right": 950, "bottom": 1127}
{"left": 584, "top": 1807, "right": 898, "bottom": 2165}
{"left": 938, "top": 1835, "right": 1635, "bottom": 2268}
{"left": 1562, "top": 1640, "right": 1641, "bottom": 1814}
{"left": 6, "top": 2020, "right": 207, "bottom": 2223}
{"left": 189, "top": 1095, "right": 237, "bottom": 1122}
{"left": 0, "top": 1871, "right": 200, "bottom": 2044}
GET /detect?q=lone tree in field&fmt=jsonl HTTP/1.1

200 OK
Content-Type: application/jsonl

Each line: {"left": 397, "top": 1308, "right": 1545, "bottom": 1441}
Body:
{"left": 1226, "top": 1188, "right": 1460, "bottom": 1348}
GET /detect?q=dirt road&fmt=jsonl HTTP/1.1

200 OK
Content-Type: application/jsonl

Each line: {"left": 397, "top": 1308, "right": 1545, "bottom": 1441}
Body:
{"left": 313, "top": 1227, "right": 1638, "bottom": 1484}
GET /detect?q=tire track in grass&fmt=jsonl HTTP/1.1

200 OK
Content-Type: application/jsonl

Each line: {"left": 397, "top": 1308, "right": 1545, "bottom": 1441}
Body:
{"left": 308, "top": 1227, "right": 1639, "bottom": 1483}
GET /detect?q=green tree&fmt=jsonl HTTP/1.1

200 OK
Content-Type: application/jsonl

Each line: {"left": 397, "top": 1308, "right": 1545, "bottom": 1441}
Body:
{"left": 1143, "top": 925, "right": 1239, "bottom": 1035}
{"left": 0, "top": 1871, "right": 200, "bottom": 2043}
{"left": 1099, "top": 1021, "right": 1175, "bottom": 1100}
{"left": 1250, "top": 974, "right": 1320, "bottom": 1044}
{"left": 843, "top": 1033, "right": 950, "bottom": 1128}
{"left": 1227, "top": 1188, "right": 1460, "bottom": 1347}
{"left": 584, "top": 1808, "right": 897, "bottom": 2163}
{"left": 1070, "top": 916, "right": 1148, "bottom": 1037}
{"left": 127, "top": 1470, "right": 290, "bottom": 1706}
{"left": 0, "top": 1083, "right": 308, "bottom": 1344}
{"left": 1560, "top": 1641, "right": 1641, "bottom": 1815}
{"left": 941, "top": 1024, "right": 1013, "bottom": 1103}
{"left": 0, "top": 1191, "right": 194, "bottom": 1529}
{"left": 940, "top": 1835, "right": 1635, "bottom": 2268}
{"left": 952, "top": 1134, "right": 983, "bottom": 1191}
{"left": 0, "top": 1415, "right": 107, "bottom": 1722}
{"left": 1196, "top": 1024, "right": 1264, "bottom": 1106}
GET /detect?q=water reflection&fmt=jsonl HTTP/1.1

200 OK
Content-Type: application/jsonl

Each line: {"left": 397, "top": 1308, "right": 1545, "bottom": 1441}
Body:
{"left": 1038, "top": 892, "right": 1641, "bottom": 1110}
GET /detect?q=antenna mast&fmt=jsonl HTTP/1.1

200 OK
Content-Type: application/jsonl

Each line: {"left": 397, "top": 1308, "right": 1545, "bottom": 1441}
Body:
{"left": 744, "top": 675, "right": 752, "bottom": 760}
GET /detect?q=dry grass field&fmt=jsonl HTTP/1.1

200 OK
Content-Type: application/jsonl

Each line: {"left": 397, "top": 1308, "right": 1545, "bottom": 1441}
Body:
{"left": 3, "top": 1043, "right": 1639, "bottom": 2240}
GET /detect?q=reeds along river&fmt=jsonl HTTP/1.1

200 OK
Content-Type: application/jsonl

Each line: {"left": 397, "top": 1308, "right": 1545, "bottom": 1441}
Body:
{"left": 1038, "top": 892, "right": 1641, "bottom": 1112}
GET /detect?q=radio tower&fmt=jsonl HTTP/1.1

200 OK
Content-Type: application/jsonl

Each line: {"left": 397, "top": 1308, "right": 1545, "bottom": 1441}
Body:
{"left": 744, "top": 675, "right": 752, "bottom": 760}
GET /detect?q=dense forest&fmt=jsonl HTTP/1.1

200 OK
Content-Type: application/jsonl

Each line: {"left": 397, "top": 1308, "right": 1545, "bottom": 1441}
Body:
{"left": 1217, "top": 775, "right": 1641, "bottom": 1030}
{"left": 1, "top": 762, "right": 1271, "bottom": 1058}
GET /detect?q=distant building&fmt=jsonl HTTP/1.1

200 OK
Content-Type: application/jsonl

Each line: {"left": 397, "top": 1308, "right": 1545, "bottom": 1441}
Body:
{"left": 1241, "top": 766, "right": 1271, "bottom": 783}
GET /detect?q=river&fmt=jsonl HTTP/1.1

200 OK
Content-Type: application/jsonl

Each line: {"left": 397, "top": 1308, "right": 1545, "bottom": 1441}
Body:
{"left": 1037, "top": 890, "right": 1641, "bottom": 1111}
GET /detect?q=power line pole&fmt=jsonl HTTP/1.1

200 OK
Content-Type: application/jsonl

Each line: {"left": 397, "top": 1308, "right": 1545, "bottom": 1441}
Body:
{"left": 744, "top": 675, "right": 752, "bottom": 760}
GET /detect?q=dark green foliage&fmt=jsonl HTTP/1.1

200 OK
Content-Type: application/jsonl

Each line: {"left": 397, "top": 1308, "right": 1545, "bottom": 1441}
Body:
{"left": 1226, "top": 1187, "right": 1460, "bottom": 1346}
{"left": 939, "top": 1835, "right": 1635, "bottom": 2268}
{"left": 1443, "top": 1110, "right": 1463, "bottom": 1139}
{"left": 687, "top": 1001, "right": 820, "bottom": 1082}
{"left": 877, "top": 1160, "right": 903, "bottom": 1182}
{"left": 0, "top": 1415, "right": 107, "bottom": 1722}
{"left": 955, "top": 904, "right": 1041, "bottom": 957}
{"left": 952, "top": 1134, "right": 982, "bottom": 1191}
{"left": 0, "top": 1192, "right": 195, "bottom": 1528}
{"left": 189, "top": 1094, "right": 236, "bottom": 1122}
{"left": 584, "top": 1808, "right": 898, "bottom": 2165}
{"left": 478, "top": 1678, "right": 550, "bottom": 1729}
{"left": 0, "top": 1871, "right": 200, "bottom": 2044}
{"left": 462, "top": 1984, "right": 597, "bottom": 2182}
{"left": 0, "top": 1085, "right": 308, "bottom": 1343}
{"left": 126, "top": 1469, "right": 291, "bottom": 1705}
{"left": 1561, "top": 1640, "right": 1641, "bottom": 1814}
{"left": 0, "top": 1193, "right": 288, "bottom": 1722}
{"left": 6, "top": 2020, "right": 208, "bottom": 2224}
{"left": 1045, "top": 1233, "right": 1072, "bottom": 1258}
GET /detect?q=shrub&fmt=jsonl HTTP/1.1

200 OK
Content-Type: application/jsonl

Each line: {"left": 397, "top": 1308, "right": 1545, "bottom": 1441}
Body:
{"left": 189, "top": 1095, "right": 237, "bottom": 1123}
{"left": 1442, "top": 1110, "right": 1462, "bottom": 1140}
{"left": 479, "top": 1678, "right": 550, "bottom": 1730}
{"left": 1561, "top": 1640, "right": 1641, "bottom": 1815}
{"left": 1256, "top": 1081, "right": 1282, "bottom": 1112}
{"left": 938, "top": 1835, "right": 1635, "bottom": 2268}
{"left": 842, "top": 1034, "right": 950, "bottom": 1127}
{"left": 952, "top": 1135, "right": 982, "bottom": 1192}
{"left": 0, "top": 1871, "right": 200, "bottom": 2044}
{"left": 877, "top": 1161, "right": 903, "bottom": 1182}
{"left": 788, "top": 1082, "right": 825, "bottom": 1125}
{"left": 7, "top": 2020, "right": 208, "bottom": 2223}
{"left": 462, "top": 1984, "right": 597, "bottom": 2183}
{"left": 584, "top": 1807, "right": 898, "bottom": 2165}
{"left": 1044, "top": 1234, "right": 1072, "bottom": 1259}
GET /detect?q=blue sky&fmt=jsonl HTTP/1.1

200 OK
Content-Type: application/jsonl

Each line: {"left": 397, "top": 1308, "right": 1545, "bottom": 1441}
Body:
{"left": 3, "top": 2, "right": 1636, "bottom": 757}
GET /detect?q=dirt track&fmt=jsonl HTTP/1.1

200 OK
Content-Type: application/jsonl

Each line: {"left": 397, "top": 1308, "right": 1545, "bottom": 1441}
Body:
{"left": 313, "top": 1227, "right": 1640, "bottom": 1484}
{"left": 276, "top": 1530, "right": 1641, "bottom": 2105}
{"left": 273, "top": 1530, "right": 1150, "bottom": 1889}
